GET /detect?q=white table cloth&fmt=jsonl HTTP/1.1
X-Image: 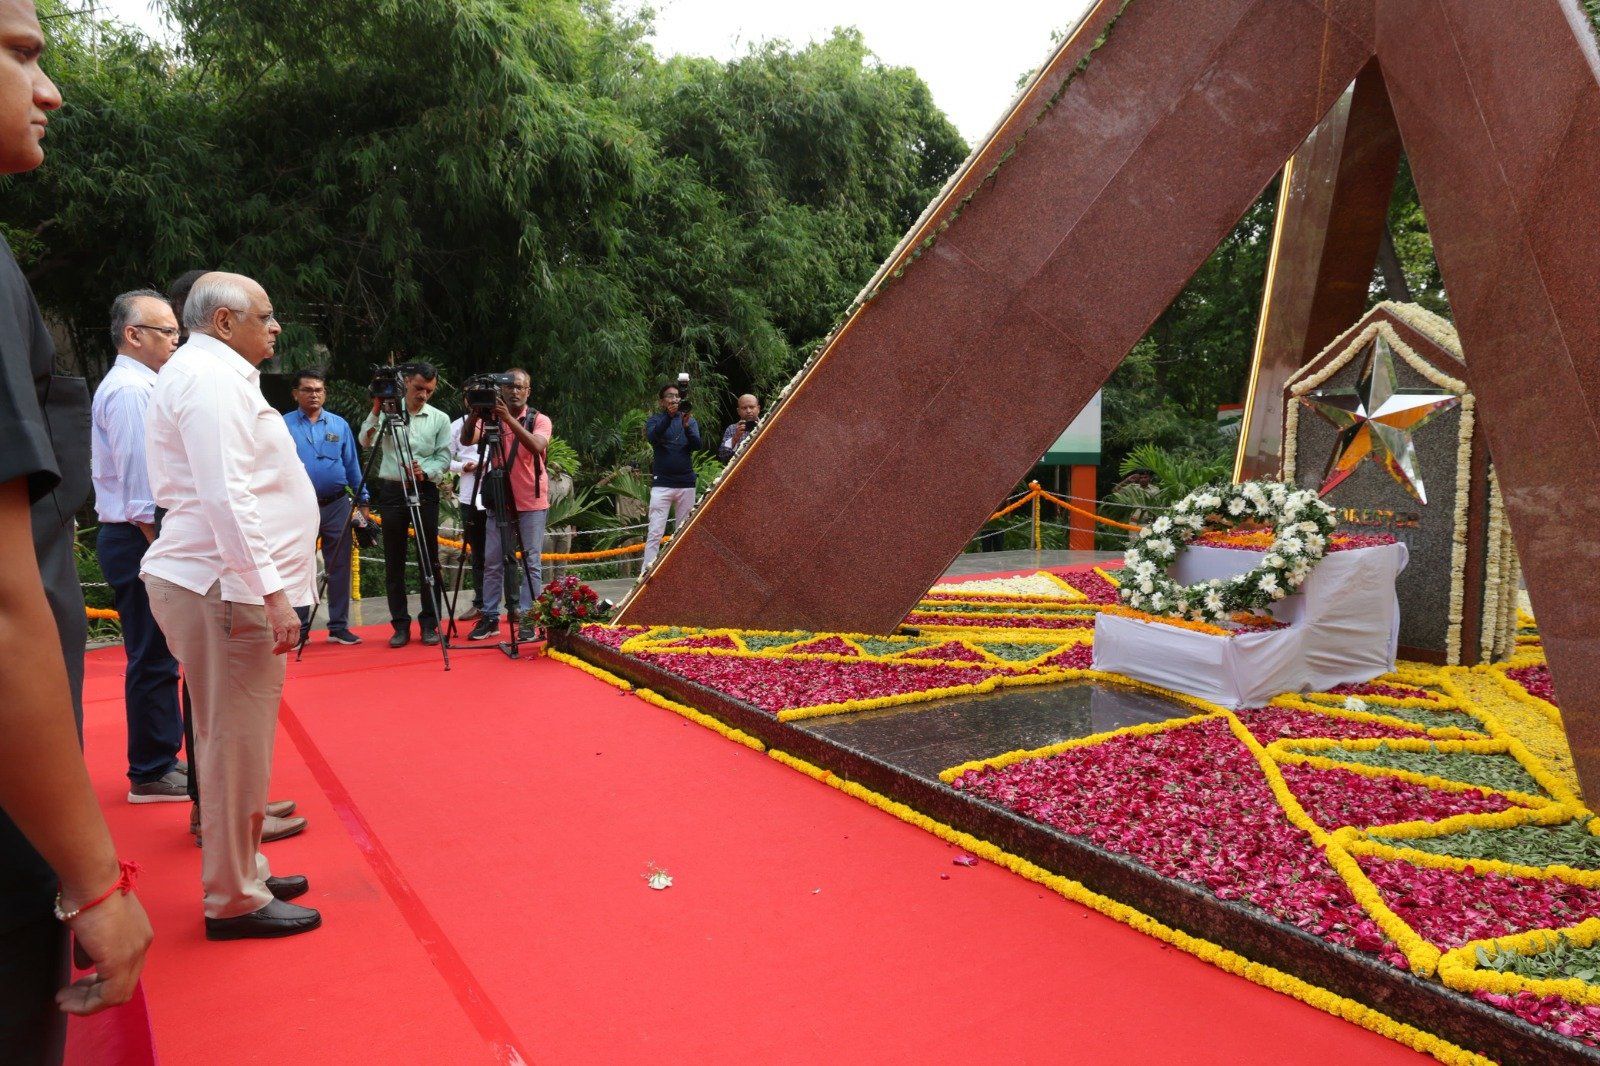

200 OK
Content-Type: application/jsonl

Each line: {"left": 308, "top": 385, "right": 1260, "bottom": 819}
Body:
{"left": 1091, "top": 542, "right": 1408, "bottom": 709}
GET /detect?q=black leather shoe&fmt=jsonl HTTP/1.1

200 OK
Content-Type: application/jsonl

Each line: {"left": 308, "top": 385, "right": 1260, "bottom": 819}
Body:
{"left": 420, "top": 625, "right": 440, "bottom": 646}
{"left": 266, "top": 874, "right": 309, "bottom": 901}
{"left": 204, "top": 898, "right": 321, "bottom": 941}
{"left": 388, "top": 625, "right": 410, "bottom": 648}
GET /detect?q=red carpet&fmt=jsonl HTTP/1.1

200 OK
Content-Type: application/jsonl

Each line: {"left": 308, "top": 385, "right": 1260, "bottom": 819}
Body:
{"left": 74, "top": 616, "right": 1430, "bottom": 1064}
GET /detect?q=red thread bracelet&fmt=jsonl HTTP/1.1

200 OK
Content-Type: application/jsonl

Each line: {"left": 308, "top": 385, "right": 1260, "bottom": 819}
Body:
{"left": 54, "top": 859, "right": 141, "bottom": 922}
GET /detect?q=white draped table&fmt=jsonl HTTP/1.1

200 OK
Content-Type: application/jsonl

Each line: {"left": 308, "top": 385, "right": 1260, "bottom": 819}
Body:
{"left": 1091, "top": 542, "right": 1409, "bottom": 709}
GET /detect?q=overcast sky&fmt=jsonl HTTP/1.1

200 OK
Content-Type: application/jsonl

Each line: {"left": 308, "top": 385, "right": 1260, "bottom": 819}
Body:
{"left": 85, "top": 0, "right": 1096, "bottom": 145}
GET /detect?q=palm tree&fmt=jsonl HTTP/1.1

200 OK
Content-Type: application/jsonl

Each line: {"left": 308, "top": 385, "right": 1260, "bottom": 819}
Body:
{"left": 1105, "top": 444, "right": 1233, "bottom": 535}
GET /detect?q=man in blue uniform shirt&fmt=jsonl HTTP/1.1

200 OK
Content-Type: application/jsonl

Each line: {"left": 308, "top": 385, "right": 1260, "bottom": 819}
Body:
{"left": 283, "top": 368, "right": 369, "bottom": 645}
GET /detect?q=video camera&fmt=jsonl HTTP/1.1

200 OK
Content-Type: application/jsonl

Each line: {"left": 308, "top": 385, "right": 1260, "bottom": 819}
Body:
{"left": 464, "top": 372, "right": 518, "bottom": 417}
{"left": 368, "top": 362, "right": 428, "bottom": 402}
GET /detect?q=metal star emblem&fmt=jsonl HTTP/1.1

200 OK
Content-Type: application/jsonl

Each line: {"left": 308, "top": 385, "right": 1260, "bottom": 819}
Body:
{"left": 1300, "top": 334, "right": 1460, "bottom": 504}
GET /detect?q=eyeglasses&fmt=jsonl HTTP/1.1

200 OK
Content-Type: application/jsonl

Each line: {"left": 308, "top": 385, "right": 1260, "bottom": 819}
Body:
{"left": 131, "top": 324, "right": 180, "bottom": 338}
{"left": 228, "top": 308, "right": 279, "bottom": 325}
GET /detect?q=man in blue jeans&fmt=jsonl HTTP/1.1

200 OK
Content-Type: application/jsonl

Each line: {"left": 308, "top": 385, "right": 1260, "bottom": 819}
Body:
{"left": 91, "top": 289, "right": 188, "bottom": 803}
{"left": 284, "top": 367, "right": 369, "bottom": 645}
{"left": 463, "top": 369, "right": 551, "bottom": 642}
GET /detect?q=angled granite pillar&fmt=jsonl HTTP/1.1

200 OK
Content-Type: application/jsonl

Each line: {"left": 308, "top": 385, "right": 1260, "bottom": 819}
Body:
{"left": 1377, "top": 0, "right": 1600, "bottom": 797}
{"left": 619, "top": 0, "right": 1375, "bottom": 634}
{"left": 1235, "top": 60, "right": 1404, "bottom": 482}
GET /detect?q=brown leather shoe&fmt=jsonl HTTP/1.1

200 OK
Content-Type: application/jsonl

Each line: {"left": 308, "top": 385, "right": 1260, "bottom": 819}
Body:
{"left": 191, "top": 800, "right": 298, "bottom": 835}
{"left": 195, "top": 813, "right": 309, "bottom": 848}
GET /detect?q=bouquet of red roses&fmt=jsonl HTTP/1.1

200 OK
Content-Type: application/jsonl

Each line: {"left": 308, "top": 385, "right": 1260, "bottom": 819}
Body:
{"left": 525, "top": 575, "right": 612, "bottom": 635}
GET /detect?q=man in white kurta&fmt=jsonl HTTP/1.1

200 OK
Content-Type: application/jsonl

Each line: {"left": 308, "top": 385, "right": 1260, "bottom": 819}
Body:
{"left": 140, "top": 272, "right": 322, "bottom": 940}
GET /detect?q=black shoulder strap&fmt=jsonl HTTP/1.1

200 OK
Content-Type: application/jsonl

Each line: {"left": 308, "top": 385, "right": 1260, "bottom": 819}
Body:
{"left": 502, "top": 408, "right": 544, "bottom": 504}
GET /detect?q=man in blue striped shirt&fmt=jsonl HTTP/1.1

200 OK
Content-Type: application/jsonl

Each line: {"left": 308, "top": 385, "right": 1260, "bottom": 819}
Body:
{"left": 283, "top": 368, "right": 369, "bottom": 645}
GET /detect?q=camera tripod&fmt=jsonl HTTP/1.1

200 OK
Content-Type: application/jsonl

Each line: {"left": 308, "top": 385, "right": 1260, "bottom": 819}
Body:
{"left": 350, "top": 398, "right": 451, "bottom": 670}
{"left": 444, "top": 413, "right": 541, "bottom": 660}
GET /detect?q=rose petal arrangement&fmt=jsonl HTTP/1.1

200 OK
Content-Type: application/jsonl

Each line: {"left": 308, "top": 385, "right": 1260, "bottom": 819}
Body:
{"left": 577, "top": 564, "right": 1600, "bottom": 1051}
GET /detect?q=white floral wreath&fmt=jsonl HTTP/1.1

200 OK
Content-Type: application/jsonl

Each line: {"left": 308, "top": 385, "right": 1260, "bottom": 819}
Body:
{"left": 1119, "top": 480, "right": 1337, "bottom": 623}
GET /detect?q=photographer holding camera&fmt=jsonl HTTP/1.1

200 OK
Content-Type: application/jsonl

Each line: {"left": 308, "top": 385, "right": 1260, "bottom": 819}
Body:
{"left": 461, "top": 369, "right": 551, "bottom": 642}
{"left": 358, "top": 362, "right": 453, "bottom": 647}
{"left": 643, "top": 376, "right": 702, "bottom": 568}
{"left": 717, "top": 393, "right": 761, "bottom": 462}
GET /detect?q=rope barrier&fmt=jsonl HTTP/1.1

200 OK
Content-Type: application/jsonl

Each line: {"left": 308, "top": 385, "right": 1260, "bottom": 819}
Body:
{"left": 366, "top": 511, "right": 661, "bottom": 561}
{"left": 1035, "top": 487, "right": 1142, "bottom": 532}
{"left": 84, "top": 486, "right": 1150, "bottom": 622}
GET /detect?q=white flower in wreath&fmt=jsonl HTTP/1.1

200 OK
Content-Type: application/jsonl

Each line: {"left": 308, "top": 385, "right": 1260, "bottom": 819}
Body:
{"left": 1344, "top": 696, "right": 1369, "bottom": 713}
{"left": 1139, "top": 579, "right": 1154, "bottom": 594}
{"left": 1297, "top": 520, "right": 1320, "bottom": 534}
{"left": 1269, "top": 484, "right": 1288, "bottom": 505}
{"left": 1149, "top": 593, "right": 1165, "bottom": 611}
{"left": 1227, "top": 498, "right": 1247, "bottom": 516}
{"left": 1204, "top": 590, "right": 1224, "bottom": 613}
{"left": 1258, "top": 573, "right": 1280, "bottom": 594}
{"left": 1151, "top": 516, "right": 1172, "bottom": 534}
{"left": 1277, "top": 536, "right": 1303, "bottom": 554}
{"left": 1305, "top": 533, "right": 1326, "bottom": 554}
{"left": 1134, "top": 560, "right": 1157, "bottom": 579}
{"left": 1263, "top": 553, "right": 1284, "bottom": 569}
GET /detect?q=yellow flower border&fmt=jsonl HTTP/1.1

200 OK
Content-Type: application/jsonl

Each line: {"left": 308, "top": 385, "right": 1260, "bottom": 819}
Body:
{"left": 1438, "top": 918, "right": 1600, "bottom": 1006}
{"left": 938, "top": 686, "right": 1224, "bottom": 782}
{"left": 545, "top": 648, "right": 766, "bottom": 752}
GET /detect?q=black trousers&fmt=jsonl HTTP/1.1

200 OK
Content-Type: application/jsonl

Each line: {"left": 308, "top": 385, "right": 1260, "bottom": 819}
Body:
{"left": 0, "top": 912, "right": 69, "bottom": 1065}
{"left": 378, "top": 479, "right": 443, "bottom": 628}
{"left": 462, "top": 505, "right": 486, "bottom": 607}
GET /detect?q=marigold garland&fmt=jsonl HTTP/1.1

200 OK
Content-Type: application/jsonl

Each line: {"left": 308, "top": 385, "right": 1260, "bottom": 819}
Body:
{"left": 544, "top": 648, "right": 765, "bottom": 751}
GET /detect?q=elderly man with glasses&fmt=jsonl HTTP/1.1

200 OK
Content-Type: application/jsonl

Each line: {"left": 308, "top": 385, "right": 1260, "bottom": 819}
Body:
{"left": 142, "top": 272, "right": 322, "bottom": 940}
{"left": 91, "top": 289, "right": 189, "bottom": 805}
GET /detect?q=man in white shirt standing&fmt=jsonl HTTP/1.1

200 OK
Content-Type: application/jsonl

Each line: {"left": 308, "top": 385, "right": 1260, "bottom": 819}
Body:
{"left": 141, "top": 272, "right": 322, "bottom": 941}
{"left": 448, "top": 411, "right": 486, "bottom": 621}
{"left": 91, "top": 290, "right": 187, "bottom": 804}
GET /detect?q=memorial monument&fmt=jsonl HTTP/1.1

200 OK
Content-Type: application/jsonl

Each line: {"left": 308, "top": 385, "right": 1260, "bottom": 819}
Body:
{"left": 1283, "top": 303, "right": 1519, "bottom": 665}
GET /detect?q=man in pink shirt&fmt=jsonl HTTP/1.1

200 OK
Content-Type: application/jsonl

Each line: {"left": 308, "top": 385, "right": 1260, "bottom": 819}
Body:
{"left": 462, "top": 368, "right": 551, "bottom": 642}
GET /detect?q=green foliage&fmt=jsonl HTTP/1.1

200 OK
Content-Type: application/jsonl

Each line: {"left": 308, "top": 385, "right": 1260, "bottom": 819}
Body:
{"left": 545, "top": 483, "right": 606, "bottom": 532}
{"left": 1324, "top": 743, "right": 1542, "bottom": 796}
{"left": 75, "top": 529, "right": 113, "bottom": 610}
{"left": 545, "top": 436, "right": 580, "bottom": 480}
{"left": 1393, "top": 820, "right": 1600, "bottom": 872}
{"left": 12, "top": 1, "right": 966, "bottom": 468}
{"left": 692, "top": 451, "right": 723, "bottom": 495}
{"left": 1100, "top": 442, "right": 1232, "bottom": 543}
{"left": 1383, "top": 157, "right": 1449, "bottom": 317}
{"left": 1476, "top": 935, "right": 1600, "bottom": 983}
